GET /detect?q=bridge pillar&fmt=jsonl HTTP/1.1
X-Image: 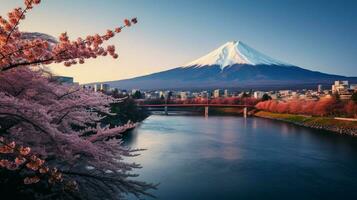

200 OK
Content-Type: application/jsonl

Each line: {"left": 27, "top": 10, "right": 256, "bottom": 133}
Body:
{"left": 205, "top": 106, "right": 209, "bottom": 117}
{"left": 164, "top": 106, "right": 168, "bottom": 115}
{"left": 243, "top": 107, "right": 247, "bottom": 118}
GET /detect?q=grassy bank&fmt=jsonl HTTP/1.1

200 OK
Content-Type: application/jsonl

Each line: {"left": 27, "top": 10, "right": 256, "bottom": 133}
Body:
{"left": 255, "top": 111, "right": 357, "bottom": 136}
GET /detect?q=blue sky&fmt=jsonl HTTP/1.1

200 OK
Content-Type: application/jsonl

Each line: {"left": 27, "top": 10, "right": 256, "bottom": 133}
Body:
{"left": 1, "top": 0, "right": 357, "bottom": 83}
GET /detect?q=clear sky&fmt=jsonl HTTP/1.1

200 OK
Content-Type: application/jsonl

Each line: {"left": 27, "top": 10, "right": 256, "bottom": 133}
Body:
{"left": 1, "top": 0, "right": 357, "bottom": 83}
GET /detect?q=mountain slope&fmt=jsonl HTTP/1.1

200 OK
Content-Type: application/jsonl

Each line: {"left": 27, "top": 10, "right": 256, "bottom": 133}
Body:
{"left": 103, "top": 41, "right": 356, "bottom": 90}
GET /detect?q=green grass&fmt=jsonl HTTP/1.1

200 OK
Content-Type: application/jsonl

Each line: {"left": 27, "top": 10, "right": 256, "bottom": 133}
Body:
{"left": 255, "top": 111, "right": 357, "bottom": 129}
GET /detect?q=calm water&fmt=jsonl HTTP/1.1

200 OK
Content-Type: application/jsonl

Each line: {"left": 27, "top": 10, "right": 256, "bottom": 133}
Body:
{"left": 124, "top": 115, "right": 357, "bottom": 200}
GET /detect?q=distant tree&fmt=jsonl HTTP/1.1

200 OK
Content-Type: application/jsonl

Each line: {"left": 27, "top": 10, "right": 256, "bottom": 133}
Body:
{"left": 345, "top": 101, "right": 357, "bottom": 118}
{"left": 132, "top": 90, "right": 143, "bottom": 99}
{"left": 112, "top": 88, "right": 119, "bottom": 96}
{"left": 256, "top": 96, "right": 352, "bottom": 117}
{"left": 288, "top": 100, "right": 302, "bottom": 114}
{"left": 268, "top": 101, "right": 279, "bottom": 112}
{"left": 334, "top": 93, "right": 341, "bottom": 102}
{"left": 352, "top": 92, "right": 357, "bottom": 104}
{"left": 255, "top": 100, "right": 272, "bottom": 110}
{"left": 103, "top": 98, "right": 149, "bottom": 126}
{"left": 313, "top": 97, "right": 336, "bottom": 116}
{"left": 261, "top": 94, "right": 272, "bottom": 101}
{"left": 302, "top": 101, "right": 316, "bottom": 115}
{"left": 276, "top": 101, "right": 288, "bottom": 113}
{"left": 167, "top": 91, "right": 173, "bottom": 101}
{"left": 241, "top": 92, "right": 250, "bottom": 98}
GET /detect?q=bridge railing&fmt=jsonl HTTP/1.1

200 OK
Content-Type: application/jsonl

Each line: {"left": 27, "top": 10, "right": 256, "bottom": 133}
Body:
{"left": 137, "top": 103, "right": 255, "bottom": 108}
{"left": 135, "top": 97, "right": 258, "bottom": 107}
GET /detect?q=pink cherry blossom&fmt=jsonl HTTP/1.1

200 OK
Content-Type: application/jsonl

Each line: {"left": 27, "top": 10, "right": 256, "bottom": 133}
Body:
{"left": 0, "top": 0, "right": 154, "bottom": 198}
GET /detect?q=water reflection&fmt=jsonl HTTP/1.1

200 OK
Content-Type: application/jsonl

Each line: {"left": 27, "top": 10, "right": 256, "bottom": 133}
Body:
{"left": 124, "top": 115, "right": 357, "bottom": 200}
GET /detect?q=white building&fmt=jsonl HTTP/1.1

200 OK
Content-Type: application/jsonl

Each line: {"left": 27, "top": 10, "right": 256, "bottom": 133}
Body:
{"left": 213, "top": 89, "right": 221, "bottom": 98}
{"left": 332, "top": 80, "right": 349, "bottom": 93}
{"left": 100, "top": 84, "right": 110, "bottom": 92}
{"left": 279, "top": 90, "right": 292, "bottom": 97}
{"left": 350, "top": 84, "right": 357, "bottom": 90}
{"left": 131, "top": 89, "right": 138, "bottom": 94}
{"left": 224, "top": 89, "right": 229, "bottom": 98}
{"left": 253, "top": 91, "right": 265, "bottom": 99}
{"left": 180, "top": 92, "right": 188, "bottom": 100}
{"left": 159, "top": 91, "right": 165, "bottom": 98}
{"left": 93, "top": 84, "right": 101, "bottom": 92}
{"left": 201, "top": 91, "right": 209, "bottom": 98}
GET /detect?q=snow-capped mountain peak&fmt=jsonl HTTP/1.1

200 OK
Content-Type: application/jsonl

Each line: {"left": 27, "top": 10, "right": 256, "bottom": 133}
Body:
{"left": 183, "top": 41, "right": 289, "bottom": 70}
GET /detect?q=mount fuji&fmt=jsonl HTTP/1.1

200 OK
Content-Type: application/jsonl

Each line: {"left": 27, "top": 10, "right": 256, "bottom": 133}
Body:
{"left": 183, "top": 41, "right": 289, "bottom": 69}
{"left": 103, "top": 41, "right": 357, "bottom": 90}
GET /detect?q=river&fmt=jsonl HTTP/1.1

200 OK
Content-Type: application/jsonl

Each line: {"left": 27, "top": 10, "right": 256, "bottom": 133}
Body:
{"left": 124, "top": 115, "right": 357, "bottom": 200}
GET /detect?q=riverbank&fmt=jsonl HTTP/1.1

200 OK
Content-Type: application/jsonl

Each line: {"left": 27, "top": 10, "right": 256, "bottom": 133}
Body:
{"left": 255, "top": 111, "right": 357, "bottom": 137}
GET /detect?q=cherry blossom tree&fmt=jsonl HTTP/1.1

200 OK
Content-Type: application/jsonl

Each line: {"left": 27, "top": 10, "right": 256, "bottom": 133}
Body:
{"left": 0, "top": 0, "right": 154, "bottom": 199}
{"left": 0, "top": 0, "right": 138, "bottom": 71}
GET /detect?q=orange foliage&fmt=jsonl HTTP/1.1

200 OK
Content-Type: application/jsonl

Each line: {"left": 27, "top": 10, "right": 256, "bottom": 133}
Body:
{"left": 256, "top": 98, "right": 357, "bottom": 117}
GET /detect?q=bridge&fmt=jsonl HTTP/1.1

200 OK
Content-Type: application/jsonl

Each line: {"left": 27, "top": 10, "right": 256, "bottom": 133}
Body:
{"left": 138, "top": 104, "right": 254, "bottom": 117}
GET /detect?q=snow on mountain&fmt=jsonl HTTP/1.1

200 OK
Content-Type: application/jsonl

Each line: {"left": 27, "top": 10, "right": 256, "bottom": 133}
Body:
{"left": 183, "top": 41, "right": 289, "bottom": 70}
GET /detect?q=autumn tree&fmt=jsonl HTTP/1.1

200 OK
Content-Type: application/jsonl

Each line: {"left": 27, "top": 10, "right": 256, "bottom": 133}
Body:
{"left": 255, "top": 96, "right": 353, "bottom": 118}
{"left": 351, "top": 92, "right": 357, "bottom": 104}
{"left": 276, "top": 101, "right": 288, "bottom": 113}
{"left": 345, "top": 101, "right": 357, "bottom": 118}
{"left": 261, "top": 93, "right": 272, "bottom": 101}
{"left": 313, "top": 97, "right": 336, "bottom": 116}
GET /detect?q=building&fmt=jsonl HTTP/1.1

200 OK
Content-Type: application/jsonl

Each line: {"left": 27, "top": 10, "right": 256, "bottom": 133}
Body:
{"left": 224, "top": 89, "right": 229, "bottom": 98}
{"left": 93, "top": 84, "right": 101, "bottom": 92}
{"left": 279, "top": 90, "right": 292, "bottom": 97}
{"left": 180, "top": 91, "right": 188, "bottom": 100}
{"left": 200, "top": 91, "right": 209, "bottom": 98}
{"left": 350, "top": 84, "right": 357, "bottom": 91}
{"left": 318, "top": 84, "right": 323, "bottom": 93}
{"left": 270, "top": 93, "right": 278, "bottom": 100}
{"left": 213, "top": 89, "right": 221, "bottom": 98}
{"left": 93, "top": 83, "right": 110, "bottom": 92}
{"left": 100, "top": 84, "right": 110, "bottom": 92}
{"left": 253, "top": 91, "right": 265, "bottom": 99}
{"left": 332, "top": 80, "right": 349, "bottom": 94}
{"left": 331, "top": 80, "right": 354, "bottom": 100}
{"left": 54, "top": 76, "right": 74, "bottom": 85}
{"left": 159, "top": 91, "right": 165, "bottom": 99}
{"left": 131, "top": 89, "right": 138, "bottom": 94}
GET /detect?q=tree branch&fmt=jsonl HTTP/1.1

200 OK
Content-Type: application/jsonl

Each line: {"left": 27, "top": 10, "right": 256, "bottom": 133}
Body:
{"left": 1, "top": 58, "right": 54, "bottom": 72}
{"left": 4, "top": 0, "right": 33, "bottom": 46}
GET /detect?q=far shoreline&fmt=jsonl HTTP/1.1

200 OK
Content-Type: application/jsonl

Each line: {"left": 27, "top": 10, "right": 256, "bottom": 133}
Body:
{"left": 254, "top": 111, "right": 357, "bottom": 137}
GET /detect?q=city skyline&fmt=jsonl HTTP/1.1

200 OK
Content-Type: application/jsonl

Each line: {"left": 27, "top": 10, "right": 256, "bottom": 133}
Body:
{"left": 1, "top": 0, "right": 357, "bottom": 83}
